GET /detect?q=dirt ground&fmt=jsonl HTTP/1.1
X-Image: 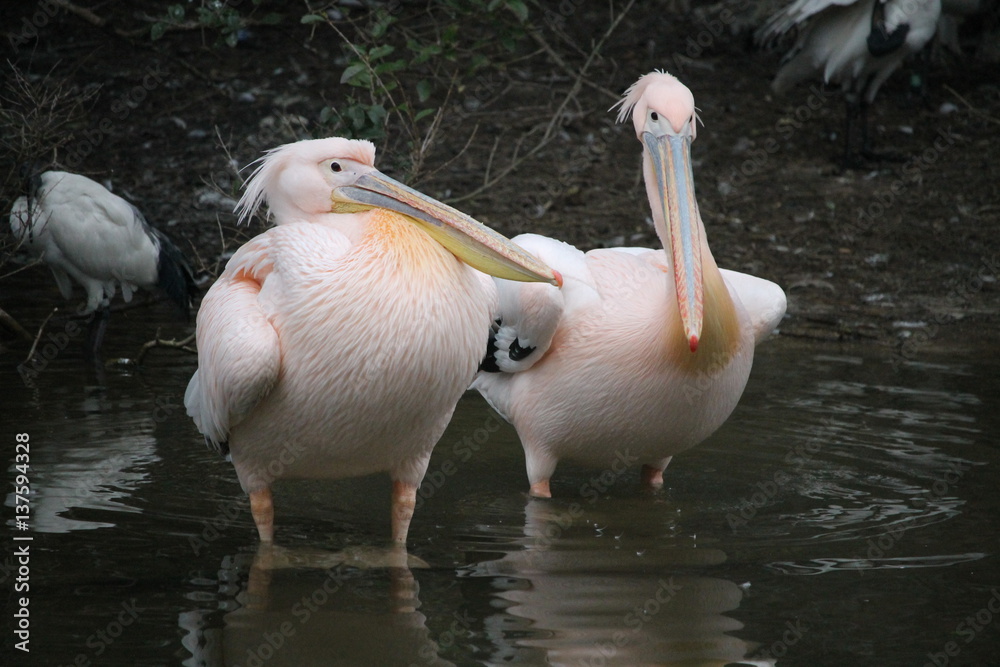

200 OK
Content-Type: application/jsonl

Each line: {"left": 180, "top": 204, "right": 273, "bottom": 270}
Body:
{"left": 2, "top": 1, "right": 998, "bottom": 359}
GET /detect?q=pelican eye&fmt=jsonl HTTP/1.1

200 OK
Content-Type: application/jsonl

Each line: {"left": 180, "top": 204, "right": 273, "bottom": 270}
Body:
{"left": 330, "top": 161, "right": 342, "bottom": 173}
{"left": 650, "top": 111, "right": 659, "bottom": 122}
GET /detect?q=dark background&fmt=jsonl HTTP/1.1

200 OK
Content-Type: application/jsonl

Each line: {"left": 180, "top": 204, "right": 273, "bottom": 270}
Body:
{"left": 2, "top": 0, "right": 998, "bottom": 355}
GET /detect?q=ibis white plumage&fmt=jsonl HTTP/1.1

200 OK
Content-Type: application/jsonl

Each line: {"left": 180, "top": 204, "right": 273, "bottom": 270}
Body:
{"left": 472, "top": 72, "right": 786, "bottom": 498}
{"left": 183, "top": 137, "right": 559, "bottom": 545}
{"left": 8, "top": 170, "right": 197, "bottom": 352}
{"left": 756, "top": 0, "right": 942, "bottom": 165}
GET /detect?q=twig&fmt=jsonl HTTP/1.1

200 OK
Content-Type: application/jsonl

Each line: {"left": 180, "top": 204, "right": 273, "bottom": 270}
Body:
{"left": 447, "top": 0, "right": 635, "bottom": 205}
{"left": 135, "top": 330, "right": 196, "bottom": 365}
{"left": 0, "top": 258, "right": 44, "bottom": 281}
{"left": 0, "top": 306, "right": 34, "bottom": 343}
{"left": 323, "top": 19, "right": 407, "bottom": 142}
{"left": 526, "top": 28, "right": 621, "bottom": 104}
{"left": 414, "top": 123, "right": 480, "bottom": 186}
{"left": 23, "top": 307, "right": 59, "bottom": 363}
{"left": 51, "top": 0, "right": 107, "bottom": 27}
{"left": 944, "top": 84, "right": 1000, "bottom": 127}
{"left": 541, "top": 0, "right": 635, "bottom": 144}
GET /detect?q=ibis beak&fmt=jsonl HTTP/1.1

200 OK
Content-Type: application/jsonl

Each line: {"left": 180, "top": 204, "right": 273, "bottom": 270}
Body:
{"left": 643, "top": 126, "right": 703, "bottom": 353}
{"left": 333, "top": 170, "right": 561, "bottom": 286}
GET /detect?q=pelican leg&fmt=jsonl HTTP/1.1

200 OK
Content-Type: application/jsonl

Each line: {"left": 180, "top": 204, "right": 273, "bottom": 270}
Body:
{"left": 249, "top": 487, "right": 274, "bottom": 543}
{"left": 391, "top": 480, "right": 417, "bottom": 544}
{"left": 641, "top": 458, "right": 672, "bottom": 488}
{"left": 529, "top": 479, "right": 552, "bottom": 498}
{"left": 525, "top": 446, "right": 557, "bottom": 498}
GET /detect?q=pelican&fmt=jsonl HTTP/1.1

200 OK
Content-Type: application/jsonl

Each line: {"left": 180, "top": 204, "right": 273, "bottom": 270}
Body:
{"left": 8, "top": 170, "right": 197, "bottom": 353}
{"left": 183, "top": 137, "right": 559, "bottom": 545}
{"left": 756, "top": 0, "right": 942, "bottom": 165}
{"left": 472, "top": 72, "right": 786, "bottom": 498}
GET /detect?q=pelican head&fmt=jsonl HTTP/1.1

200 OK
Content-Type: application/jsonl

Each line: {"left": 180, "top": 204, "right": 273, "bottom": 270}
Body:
{"left": 614, "top": 72, "right": 703, "bottom": 352}
{"left": 236, "top": 137, "right": 560, "bottom": 286}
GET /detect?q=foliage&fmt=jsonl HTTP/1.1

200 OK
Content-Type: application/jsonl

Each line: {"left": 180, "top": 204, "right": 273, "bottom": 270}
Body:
{"left": 144, "top": 0, "right": 538, "bottom": 180}
{"left": 151, "top": 0, "right": 282, "bottom": 47}
{"left": 306, "top": 0, "right": 534, "bottom": 179}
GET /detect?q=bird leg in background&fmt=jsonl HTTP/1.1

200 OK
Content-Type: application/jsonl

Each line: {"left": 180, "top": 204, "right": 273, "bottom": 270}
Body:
{"left": 843, "top": 98, "right": 863, "bottom": 168}
{"left": 859, "top": 98, "right": 906, "bottom": 163}
{"left": 250, "top": 488, "right": 275, "bottom": 543}
{"left": 85, "top": 307, "right": 111, "bottom": 358}
{"left": 391, "top": 480, "right": 417, "bottom": 544}
{"left": 860, "top": 99, "right": 872, "bottom": 157}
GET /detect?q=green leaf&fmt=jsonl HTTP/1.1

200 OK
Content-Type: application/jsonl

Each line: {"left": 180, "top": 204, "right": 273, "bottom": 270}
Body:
{"left": 300, "top": 13, "right": 326, "bottom": 24}
{"left": 150, "top": 22, "right": 166, "bottom": 40}
{"left": 340, "top": 63, "right": 368, "bottom": 85}
{"left": 261, "top": 13, "right": 282, "bottom": 25}
{"left": 469, "top": 53, "right": 489, "bottom": 71}
{"left": 168, "top": 4, "right": 185, "bottom": 21}
{"left": 319, "top": 106, "right": 334, "bottom": 124}
{"left": 416, "top": 79, "right": 432, "bottom": 103}
{"left": 345, "top": 105, "right": 365, "bottom": 129}
{"left": 414, "top": 108, "right": 436, "bottom": 123}
{"left": 225, "top": 32, "right": 238, "bottom": 48}
{"left": 370, "top": 9, "right": 396, "bottom": 38}
{"left": 410, "top": 42, "right": 442, "bottom": 65}
{"left": 366, "top": 104, "right": 387, "bottom": 127}
{"left": 368, "top": 44, "right": 395, "bottom": 61}
{"left": 507, "top": 0, "right": 528, "bottom": 22}
{"left": 374, "top": 59, "right": 406, "bottom": 75}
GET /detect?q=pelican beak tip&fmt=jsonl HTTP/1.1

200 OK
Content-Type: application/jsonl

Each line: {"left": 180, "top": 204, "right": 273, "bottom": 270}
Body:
{"left": 689, "top": 334, "right": 699, "bottom": 354}
{"left": 553, "top": 269, "right": 564, "bottom": 288}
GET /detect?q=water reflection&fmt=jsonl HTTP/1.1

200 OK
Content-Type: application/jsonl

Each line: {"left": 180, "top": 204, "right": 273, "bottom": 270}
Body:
{"left": 3, "top": 278, "right": 999, "bottom": 667}
{"left": 467, "top": 499, "right": 773, "bottom": 666}
{"left": 4, "top": 386, "right": 160, "bottom": 532}
{"left": 181, "top": 546, "right": 452, "bottom": 667}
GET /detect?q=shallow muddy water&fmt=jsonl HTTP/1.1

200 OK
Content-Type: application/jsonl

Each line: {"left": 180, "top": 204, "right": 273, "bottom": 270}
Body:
{"left": 2, "top": 290, "right": 998, "bottom": 666}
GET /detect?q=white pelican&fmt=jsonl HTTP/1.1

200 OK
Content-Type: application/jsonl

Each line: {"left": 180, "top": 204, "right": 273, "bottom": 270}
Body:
{"left": 183, "top": 137, "right": 559, "bottom": 545}
{"left": 8, "top": 170, "right": 197, "bottom": 353}
{"left": 472, "top": 72, "right": 786, "bottom": 498}
{"left": 756, "top": 0, "right": 942, "bottom": 165}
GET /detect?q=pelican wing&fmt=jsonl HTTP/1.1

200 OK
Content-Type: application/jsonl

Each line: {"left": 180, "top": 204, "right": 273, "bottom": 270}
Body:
{"left": 184, "top": 234, "right": 285, "bottom": 455}
{"left": 720, "top": 269, "right": 787, "bottom": 344}
{"left": 481, "top": 234, "right": 595, "bottom": 374}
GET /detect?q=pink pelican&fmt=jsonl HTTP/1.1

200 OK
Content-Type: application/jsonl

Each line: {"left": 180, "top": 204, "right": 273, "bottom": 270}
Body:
{"left": 756, "top": 0, "right": 942, "bottom": 165}
{"left": 473, "top": 72, "right": 786, "bottom": 498}
{"left": 184, "top": 137, "right": 559, "bottom": 544}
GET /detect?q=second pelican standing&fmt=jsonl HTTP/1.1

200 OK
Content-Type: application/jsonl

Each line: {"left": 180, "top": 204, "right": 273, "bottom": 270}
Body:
{"left": 473, "top": 72, "right": 787, "bottom": 497}
{"left": 184, "top": 137, "right": 559, "bottom": 545}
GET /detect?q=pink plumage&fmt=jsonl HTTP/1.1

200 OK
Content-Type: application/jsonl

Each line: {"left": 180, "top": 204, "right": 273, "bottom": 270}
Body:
{"left": 474, "top": 72, "right": 787, "bottom": 497}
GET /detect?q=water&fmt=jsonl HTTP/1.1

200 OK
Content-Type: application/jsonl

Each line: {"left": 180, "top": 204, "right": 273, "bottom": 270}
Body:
{"left": 2, "top": 292, "right": 999, "bottom": 666}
